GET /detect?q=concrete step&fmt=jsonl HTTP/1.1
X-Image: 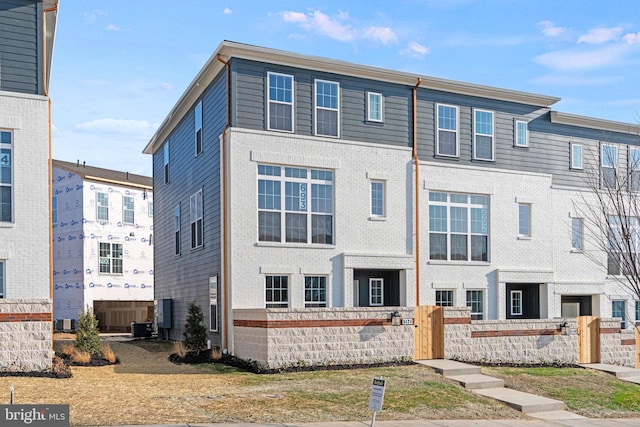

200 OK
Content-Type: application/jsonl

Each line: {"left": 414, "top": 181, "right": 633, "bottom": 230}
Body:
{"left": 580, "top": 363, "right": 640, "bottom": 379}
{"left": 417, "top": 359, "right": 481, "bottom": 376}
{"left": 528, "top": 410, "right": 587, "bottom": 420}
{"left": 447, "top": 373, "right": 505, "bottom": 390}
{"left": 473, "top": 387, "right": 565, "bottom": 414}
{"left": 620, "top": 376, "right": 640, "bottom": 385}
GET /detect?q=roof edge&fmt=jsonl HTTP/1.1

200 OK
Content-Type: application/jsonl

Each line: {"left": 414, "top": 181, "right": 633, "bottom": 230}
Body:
{"left": 550, "top": 111, "right": 640, "bottom": 136}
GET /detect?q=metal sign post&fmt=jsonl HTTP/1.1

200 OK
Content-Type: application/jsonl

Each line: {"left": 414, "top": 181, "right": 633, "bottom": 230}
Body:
{"left": 368, "top": 377, "right": 386, "bottom": 427}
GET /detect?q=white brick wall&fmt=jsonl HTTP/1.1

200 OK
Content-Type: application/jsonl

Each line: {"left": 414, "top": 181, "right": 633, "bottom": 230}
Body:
{"left": 0, "top": 91, "right": 51, "bottom": 300}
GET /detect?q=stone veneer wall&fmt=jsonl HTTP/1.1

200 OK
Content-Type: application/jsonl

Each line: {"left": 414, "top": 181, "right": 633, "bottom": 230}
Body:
{"left": 444, "top": 307, "right": 637, "bottom": 367}
{"left": 233, "top": 307, "right": 414, "bottom": 370}
{"left": 0, "top": 299, "right": 53, "bottom": 372}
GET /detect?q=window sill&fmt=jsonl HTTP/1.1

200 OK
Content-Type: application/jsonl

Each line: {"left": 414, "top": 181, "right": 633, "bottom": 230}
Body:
{"left": 427, "top": 260, "right": 490, "bottom": 266}
{"left": 256, "top": 241, "right": 336, "bottom": 249}
{"left": 517, "top": 236, "right": 531, "bottom": 240}
{"left": 267, "top": 127, "right": 295, "bottom": 134}
{"left": 472, "top": 158, "right": 496, "bottom": 163}
{"left": 369, "top": 216, "right": 386, "bottom": 222}
{"left": 434, "top": 154, "right": 460, "bottom": 160}
{"left": 513, "top": 145, "right": 529, "bottom": 149}
{"left": 0, "top": 222, "right": 14, "bottom": 228}
{"left": 570, "top": 249, "right": 583, "bottom": 254}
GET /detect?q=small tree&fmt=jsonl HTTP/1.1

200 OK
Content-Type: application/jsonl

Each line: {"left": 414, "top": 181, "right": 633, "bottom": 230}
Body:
{"left": 75, "top": 308, "right": 102, "bottom": 356}
{"left": 183, "top": 301, "right": 207, "bottom": 352}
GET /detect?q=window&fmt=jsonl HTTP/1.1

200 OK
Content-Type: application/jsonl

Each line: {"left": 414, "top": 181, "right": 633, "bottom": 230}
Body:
{"left": 612, "top": 300, "right": 626, "bottom": 329}
{"left": 195, "top": 100, "right": 203, "bottom": 156}
{"left": 601, "top": 144, "right": 618, "bottom": 188}
{"left": 174, "top": 205, "right": 181, "bottom": 256}
{"left": 266, "top": 275, "right": 288, "bottom": 308}
{"left": 435, "top": 290, "right": 454, "bottom": 307}
{"left": 370, "top": 181, "right": 385, "bottom": 217}
{"left": 190, "top": 190, "right": 203, "bottom": 249}
{"left": 571, "top": 143, "right": 583, "bottom": 170}
{"left": 209, "top": 276, "right": 218, "bottom": 332}
{"left": 0, "top": 261, "right": 4, "bottom": 298}
{"left": 99, "top": 242, "right": 123, "bottom": 274}
{"left": 367, "top": 92, "right": 383, "bottom": 122}
{"left": 514, "top": 120, "right": 528, "bottom": 148}
{"left": 267, "top": 72, "right": 294, "bottom": 132}
{"left": 636, "top": 301, "right": 640, "bottom": 326}
{"left": 571, "top": 218, "right": 584, "bottom": 251}
{"left": 473, "top": 109, "right": 494, "bottom": 161}
{"left": 148, "top": 201, "right": 154, "bottom": 217}
{"left": 315, "top": 79, "right": 339, "bottom": 137}
{"left": 96, "top": 192, "right": 109, "bottom": 221}
{"left": 305, "top": 276, "right": 327, "bottom": 308}
{"left": 123, "top": 196, "right": 135, "bottom": 225}
{"left": 629, "top": 147, "right": 640, "bottom": 191}
{"left": 52, "top": 195, "right": 58, "bottom": 225}
{"left": 163, "top": 142, "right": 169, "bottom": 184}
{"left": 436, "top": 104, "right": 459, "bottom": 157}
{"left": 466, "top": 290, "right": 484, "bottom": 320}
{"left": 510, "top": 290, "right": 523, "bottom": 316}
{"left": 518, "top": 204, "right": 530, "bottom": 237}
{"left": 607, "top": 216, "right": 640, "bottom": 276}
{"left": 428, "top": 192, "right": 489, "bottom": 262}
{"left": 369, "top": 278, "right": 383, "bottom": 306}
{"left": 0, "top": 131, "right": 12, "bottom": 222}
{"left": 258, "top": 165, "right": 333, "bottom": 244}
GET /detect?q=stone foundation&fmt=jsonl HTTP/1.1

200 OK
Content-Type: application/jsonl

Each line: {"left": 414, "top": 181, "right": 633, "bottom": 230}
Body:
{"left": 233, "top": 307, "right": 414, "bottom": 370}
{"left": 0, "top": 299, "right": 53, "bottom": 372}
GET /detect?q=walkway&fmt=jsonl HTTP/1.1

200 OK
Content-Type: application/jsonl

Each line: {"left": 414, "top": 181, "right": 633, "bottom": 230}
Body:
{"left": 580, "top": 363, "right": 640, "bottom": 385}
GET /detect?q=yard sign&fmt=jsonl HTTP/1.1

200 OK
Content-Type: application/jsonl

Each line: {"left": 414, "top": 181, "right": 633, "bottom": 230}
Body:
{"left": 368, "top": 377, "right": 386, "bottom": 426}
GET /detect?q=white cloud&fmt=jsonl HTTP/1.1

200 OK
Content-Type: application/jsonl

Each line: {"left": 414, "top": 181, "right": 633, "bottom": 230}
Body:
{"left": 85, "top": 9, "right": 107, "bottom": 23}
{"left": 105, "top": 24, "right": 120, "bottom": 31}
{"left": 401, "top": 41, "right": 431, "bottom": 58}
{"left": 623, "top": 32, "right": 640, "bottom": 44}
{"left": 578, "top": 26, "right": 623, "bottom": 44}
{"left": 223, "top": 7, "right": 232, "bottom": 15}
{"left": 536, "top": 20, "right": 567, "bottom": 38}
{"left": 280, "top": 10, "right": 397, "bottom": 45}
{"left": 533, "top": 44, "right": 628, "bottom": 71}
{"left": 75, "top": 119, "right": 156, "bottom": 136}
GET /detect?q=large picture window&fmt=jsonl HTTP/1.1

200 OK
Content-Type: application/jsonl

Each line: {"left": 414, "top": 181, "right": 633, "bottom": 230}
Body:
{"left": 268, "top": 72, "right": 294, "bottom": 132}
{"left": 315, "top": 79, "right": 339, "bottom": 137}
{"left": 436, "top": 104, "right": 458, "bottom": 157}
{"left": 99, "top": 242, "right": 123, "bottom": 274}
{"left": 258, "top": 165, "right": 333, "bottom": 244}
{"left": 428, "top": 192, "right": 489, "bottom": 261}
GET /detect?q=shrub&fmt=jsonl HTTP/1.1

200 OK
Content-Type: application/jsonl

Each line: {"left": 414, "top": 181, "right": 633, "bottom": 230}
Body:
{"left": 71, "top": 350, "right": 91, "bottom": 364}
{"left": 183, "top": 301, "right": 207, "bottom": 352}
{"left": 211, "top": 346, "right": 222, "bottom": 360}
{"left": 172, "top": 340, "right": 187, "bottom": 358}
{"left": 75, "top": 309, "right": 103, "bottom": 356}
{"left": 61, "top": 342, "right": 75, "bottom": 357}
{"left": 102, "top": 344, "right": 116, "bottom": 363}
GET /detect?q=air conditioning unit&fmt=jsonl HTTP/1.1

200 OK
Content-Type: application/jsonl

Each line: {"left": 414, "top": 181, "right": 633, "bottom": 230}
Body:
{"left": 55, "top": 319, "right": 76, "bottom": 331}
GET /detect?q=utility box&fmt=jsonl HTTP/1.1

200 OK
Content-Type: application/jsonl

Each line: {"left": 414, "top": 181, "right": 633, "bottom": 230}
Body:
{"left": 156, "top": 299, "right": 172, "bottom": 329}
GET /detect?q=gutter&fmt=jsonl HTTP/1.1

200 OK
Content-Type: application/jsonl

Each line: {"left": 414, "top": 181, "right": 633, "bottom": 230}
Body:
{"left": 413, "top": 78, "right": 422, "bottom": 306}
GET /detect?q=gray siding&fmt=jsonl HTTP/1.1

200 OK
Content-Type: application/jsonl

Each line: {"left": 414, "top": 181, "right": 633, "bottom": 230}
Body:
{"left": 232, "top": 58, "right": 412, "bottom": 148}
{"left": 0, "top": 0, "right": 41, "bottom": 94}
{"left": 153, "top": 71, "right": 226, "bottom": 343}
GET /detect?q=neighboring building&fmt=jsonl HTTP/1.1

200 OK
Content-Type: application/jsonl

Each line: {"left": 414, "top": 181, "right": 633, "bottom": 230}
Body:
{"left": 143, "top": 41, "right": 640, "bottom": 367}
{"left": 0, "top": 0, "right": 58, "bottom": 371}
{"left": 52, "top": 160, "right": 154, "bottom": 331}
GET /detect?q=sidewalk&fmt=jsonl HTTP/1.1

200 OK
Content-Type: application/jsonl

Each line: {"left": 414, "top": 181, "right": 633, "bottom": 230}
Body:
{"left": 99, "top": 419, "right": 640, "bottom": 427}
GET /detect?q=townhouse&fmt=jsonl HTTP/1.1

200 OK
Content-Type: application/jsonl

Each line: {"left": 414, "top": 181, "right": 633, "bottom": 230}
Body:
{"left": 144, "top": 41, "right": 640, "bottom": 366}
{"left": 0, "top": 0, "right": 58, "bottom": 371}
{"left": 52, "top": 160, "right": 154, "bottom": 332}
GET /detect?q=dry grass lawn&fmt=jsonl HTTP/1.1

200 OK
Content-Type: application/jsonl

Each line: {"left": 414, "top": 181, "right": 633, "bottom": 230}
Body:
{"left": 0, "top": 336, "right": 528, "bottom": 426}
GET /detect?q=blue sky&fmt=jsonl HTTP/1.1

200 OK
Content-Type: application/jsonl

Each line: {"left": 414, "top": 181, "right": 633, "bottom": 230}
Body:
{"left": 49, "top": 0, "right": 640, "bottom": 177}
